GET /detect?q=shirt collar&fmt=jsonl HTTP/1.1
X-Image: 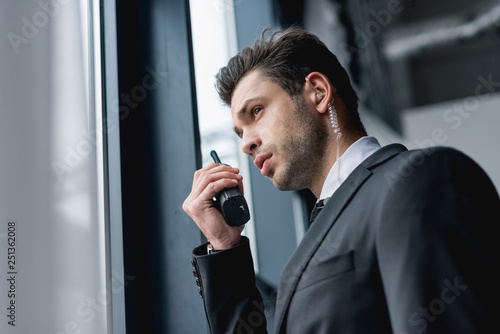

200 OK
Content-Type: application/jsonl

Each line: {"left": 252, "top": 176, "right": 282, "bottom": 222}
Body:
{"left": 318, "top": 136, "right": 381, "bottom": 201}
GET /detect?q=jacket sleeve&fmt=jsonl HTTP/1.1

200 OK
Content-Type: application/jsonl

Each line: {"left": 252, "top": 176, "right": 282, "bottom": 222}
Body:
{"left": 376, "top": 148, "right": 500, "bottom": 333}
{"left": 191, "top": 236, "right": 268, "bottom": 334}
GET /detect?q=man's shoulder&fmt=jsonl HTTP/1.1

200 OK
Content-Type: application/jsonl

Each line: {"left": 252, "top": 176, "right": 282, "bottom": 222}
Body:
{"left": 379, "top": 145, "right": 474, "bottom": 171}
{"left": 359, "top": 143, "right": 470, "bottom": 171}
{"left": 369, "top": 145, "right": 484, "bottom": 193}
{"left": 398, "top": 145, "right": 479, "bottom": 173}
{"left": 405, "top": 145, "right": 468, "bottom": 159}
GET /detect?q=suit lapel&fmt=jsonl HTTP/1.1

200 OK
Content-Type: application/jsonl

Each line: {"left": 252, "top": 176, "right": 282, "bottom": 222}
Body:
{"left": 274, "top": 144, "right": 406, "bottom": 333}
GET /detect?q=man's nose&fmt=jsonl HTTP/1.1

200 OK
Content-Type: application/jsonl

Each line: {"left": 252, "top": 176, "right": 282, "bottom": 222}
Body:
{"left": 241, "top": 130, "right": 261, "bottom": 157}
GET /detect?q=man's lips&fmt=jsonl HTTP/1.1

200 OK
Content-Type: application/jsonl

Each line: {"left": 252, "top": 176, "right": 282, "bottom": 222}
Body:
{"left": 254, "top": 153, "right": 273, "bottom": 176}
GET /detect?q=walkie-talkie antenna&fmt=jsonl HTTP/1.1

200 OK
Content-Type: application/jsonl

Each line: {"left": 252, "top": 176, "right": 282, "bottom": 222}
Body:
{"left": 210, "top": 150, "right": 221, "bottom": 164}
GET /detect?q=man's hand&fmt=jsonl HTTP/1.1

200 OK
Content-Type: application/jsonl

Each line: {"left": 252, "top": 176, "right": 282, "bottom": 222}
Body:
{"left": 183, "top": 162, "right": 245, "bottom": 250}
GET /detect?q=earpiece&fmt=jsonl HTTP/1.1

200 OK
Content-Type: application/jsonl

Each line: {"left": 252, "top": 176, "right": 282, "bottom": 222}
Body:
{"left": 305, "top": 75, "right": 342, "bottom": 183}
{"left": 305, "top": 77, "right": 324, "bottom": 102}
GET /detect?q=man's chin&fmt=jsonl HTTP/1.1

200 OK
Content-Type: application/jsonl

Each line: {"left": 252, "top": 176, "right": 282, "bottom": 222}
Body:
{"left": 266, "top": 165, "right": 309, "bottom": 191}
{"left": 271, "top": 175, "right": 303, "bottom": 192}
{"left": 269, "top": 175, "right": 288, "bottom": 191}
{"left": 273, "top": 182, "right": 288, "bottom": 191}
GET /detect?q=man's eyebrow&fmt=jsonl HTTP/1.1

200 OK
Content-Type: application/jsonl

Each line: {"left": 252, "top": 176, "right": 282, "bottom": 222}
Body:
{"left": 233, "top": 96, "right": 261, "bottom": 138}
{"left": 235, "top": 97, "right": 260, "bottom": 120}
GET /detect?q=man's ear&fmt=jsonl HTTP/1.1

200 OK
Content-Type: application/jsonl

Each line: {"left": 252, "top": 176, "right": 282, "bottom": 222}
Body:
{"left": 304, "top": 72, "right": 336, "bottom": 114}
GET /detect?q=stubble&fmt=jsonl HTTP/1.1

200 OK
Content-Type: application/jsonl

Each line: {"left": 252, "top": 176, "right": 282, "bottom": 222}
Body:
{"left": 271, "top": 96, "right": 331, "bottom": 191}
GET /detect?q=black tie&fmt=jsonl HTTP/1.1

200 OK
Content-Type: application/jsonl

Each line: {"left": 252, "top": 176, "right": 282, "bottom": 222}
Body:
{"left": 309, "top": 198, "right": 327, "bottom": 224}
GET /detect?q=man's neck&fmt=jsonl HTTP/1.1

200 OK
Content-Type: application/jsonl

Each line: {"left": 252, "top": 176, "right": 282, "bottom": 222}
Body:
{"left": 310, "top": 132, "right": 365, "bottom": 198}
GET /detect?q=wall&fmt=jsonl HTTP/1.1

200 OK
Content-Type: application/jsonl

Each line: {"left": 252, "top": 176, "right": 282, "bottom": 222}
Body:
{"left": 402, "top": 93, "right": 500, "bottom": 192}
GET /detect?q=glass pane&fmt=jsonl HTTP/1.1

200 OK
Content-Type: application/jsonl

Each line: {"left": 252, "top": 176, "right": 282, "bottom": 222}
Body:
{"left": 190, "top": 0, "right": 240, "bottom": 166}
{"left": 0, "top": 1, "right": 110, "bottom": 333}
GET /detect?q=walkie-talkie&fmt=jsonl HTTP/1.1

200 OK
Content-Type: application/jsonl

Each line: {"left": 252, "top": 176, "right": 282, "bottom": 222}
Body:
{"left": 211, "top": 150, "right": 250, "bottom": 227}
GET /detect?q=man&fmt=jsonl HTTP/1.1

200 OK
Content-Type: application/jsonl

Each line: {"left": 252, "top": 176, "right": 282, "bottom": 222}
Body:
{"left": 182, "top": 27, "right": 499, "bottom": 333}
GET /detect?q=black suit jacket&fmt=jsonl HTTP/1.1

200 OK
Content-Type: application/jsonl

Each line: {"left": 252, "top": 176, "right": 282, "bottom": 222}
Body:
{"left": 192, "top": 144, "right": 500, "bottom": 333}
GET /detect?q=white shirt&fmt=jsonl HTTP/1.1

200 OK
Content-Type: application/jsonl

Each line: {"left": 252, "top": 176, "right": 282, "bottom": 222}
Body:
{"left": 318, "top": 136, "right": 382, "bottom": 201}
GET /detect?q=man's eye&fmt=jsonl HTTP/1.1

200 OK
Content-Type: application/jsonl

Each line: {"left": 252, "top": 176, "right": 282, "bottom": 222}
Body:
{"left": 252, "top": 107, "right": 262, "bottom": 117}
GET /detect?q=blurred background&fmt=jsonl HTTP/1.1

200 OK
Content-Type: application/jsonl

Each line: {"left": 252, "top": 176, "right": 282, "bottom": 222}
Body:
{"left": 1, "top": 0, "right": 499, "bottom": 333}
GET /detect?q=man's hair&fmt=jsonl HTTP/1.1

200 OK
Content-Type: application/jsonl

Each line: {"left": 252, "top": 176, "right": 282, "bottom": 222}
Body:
{"left": 215, "top": 27, "right": 364, "bottom": 132}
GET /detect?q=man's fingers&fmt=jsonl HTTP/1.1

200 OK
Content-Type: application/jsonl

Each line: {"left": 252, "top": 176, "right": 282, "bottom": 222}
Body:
{"left": 193, "top": 163, "right": 240, "bottom": 184}
{"left": 183, "top": 163, "right": 245, "bottom": 250}
{"left": 202, "top": 178, "right": 240, "bottom": 201}
{"left": 184, "top": 170, "right": 242, "bottom": 217}
{"left": 191, "top": 168, "right": 242, "bottom": 200}
{"left": 183, "top": 178, "right": 239, "bottom": 226}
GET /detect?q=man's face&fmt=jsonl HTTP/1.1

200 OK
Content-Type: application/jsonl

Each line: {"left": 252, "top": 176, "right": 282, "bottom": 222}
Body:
{"left": 231, "top": 69, "right": 330, "bottom": 191}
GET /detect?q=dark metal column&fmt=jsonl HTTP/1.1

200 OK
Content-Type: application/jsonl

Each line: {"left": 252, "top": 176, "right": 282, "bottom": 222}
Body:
{"left": 115, "top": 0, "right": 205, "bottom": 332}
